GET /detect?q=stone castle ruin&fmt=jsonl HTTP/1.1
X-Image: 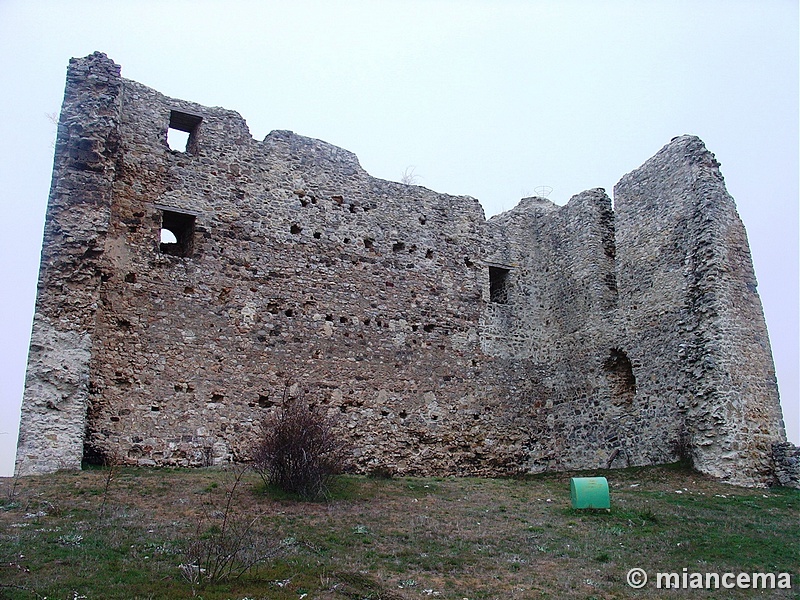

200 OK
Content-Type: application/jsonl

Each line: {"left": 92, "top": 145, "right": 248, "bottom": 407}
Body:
{"left": 15, "top": 52, "right": 797, "bottom": 488}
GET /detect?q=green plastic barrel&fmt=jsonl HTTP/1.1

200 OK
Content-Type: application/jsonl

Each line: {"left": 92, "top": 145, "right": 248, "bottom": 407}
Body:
{"left": 570, "top": 477, "right": 610, "bottom": 509}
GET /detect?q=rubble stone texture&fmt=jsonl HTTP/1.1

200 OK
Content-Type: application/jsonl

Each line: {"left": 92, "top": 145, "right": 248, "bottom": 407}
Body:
{"left": 16, "top": 53, "right": 793, "bottom": 488}
{"left": 772, "top": 442, "right": 800, "bottom": 488}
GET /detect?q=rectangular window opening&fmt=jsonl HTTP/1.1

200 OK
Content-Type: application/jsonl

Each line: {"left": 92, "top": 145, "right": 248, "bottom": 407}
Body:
{"left": 489, "top": 266, "right": 511, "bottom": 304}
{"left": 167, "top": 128, "right": 190, "bottom": 152}
{"left": 167, "top": 110, "right": 202, "bottom": 153}
{"left": 160, "top": 209, "right": 196, "bottom": 257}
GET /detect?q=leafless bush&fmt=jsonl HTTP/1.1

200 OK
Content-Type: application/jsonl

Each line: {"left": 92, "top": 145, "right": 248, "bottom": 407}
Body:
{"left": 98, "top": 453, "right": 121, "bottom": 523}
{"left": 400, "top": 165, "right": 420, "bottom": 185}
{"left": 2, "top": 475, "right": 20, "bottom": 508}
{"left": 181, "top": 466, "right": 279, "bottom": 588}
{"left": 253, "top": 392, "right": 346, "bottom": 500}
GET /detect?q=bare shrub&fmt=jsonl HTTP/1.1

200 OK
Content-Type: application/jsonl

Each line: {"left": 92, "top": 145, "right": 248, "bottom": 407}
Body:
{"left": 253, "top": 392, "right": 346, "bottom": 500}
{"left": 181, "top": 466, "right": 279, "bottom": 588}
{"left": 400, "top": 165, "right": 420, "bottom": 185}
{"left": 2, "top": 475, "right": 20, "bottom": 508}
{"left": 98, "top": 453, "right": 121, "bottom": 523}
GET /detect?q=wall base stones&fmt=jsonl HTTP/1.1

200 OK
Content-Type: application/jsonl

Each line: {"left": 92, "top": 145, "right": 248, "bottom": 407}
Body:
{"left": 15, "top": 53, "right": 790, "bottom": 488}
{"left": 772, "top": 442, "right": 800, "bottom": 489}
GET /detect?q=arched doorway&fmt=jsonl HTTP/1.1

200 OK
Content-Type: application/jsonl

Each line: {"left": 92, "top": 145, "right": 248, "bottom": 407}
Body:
{"left": 604, "top": 348, "right": 636, "bottom": 405}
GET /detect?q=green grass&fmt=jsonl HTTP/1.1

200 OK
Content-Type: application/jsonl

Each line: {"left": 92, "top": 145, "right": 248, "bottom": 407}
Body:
{"left": 0, "top": 463, "right": 797, "bottom": 599}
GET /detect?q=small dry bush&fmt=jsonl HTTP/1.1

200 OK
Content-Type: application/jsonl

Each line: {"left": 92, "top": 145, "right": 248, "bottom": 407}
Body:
{"left": 181, "top": 466, "right": 279, "bottom": 588}
{"left": 253, "top": 395, "right": 346, "bottom": 500}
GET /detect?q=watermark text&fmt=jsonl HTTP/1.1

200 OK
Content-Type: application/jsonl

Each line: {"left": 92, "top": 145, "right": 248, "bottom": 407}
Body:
{"left": 626, "top": 567, "right": 793, "bottom": 590}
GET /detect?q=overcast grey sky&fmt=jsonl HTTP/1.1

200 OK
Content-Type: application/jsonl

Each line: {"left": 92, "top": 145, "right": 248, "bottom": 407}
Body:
{"left": 0, "top": 0, "right": 797, "bottom": 476}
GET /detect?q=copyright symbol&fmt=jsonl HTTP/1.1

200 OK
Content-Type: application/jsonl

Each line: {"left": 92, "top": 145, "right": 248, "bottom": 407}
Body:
{"left": 627, "top": 568, "right": 647, "bottom": 588}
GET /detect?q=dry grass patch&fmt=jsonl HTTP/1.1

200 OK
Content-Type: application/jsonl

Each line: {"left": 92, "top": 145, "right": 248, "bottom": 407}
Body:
{"left": 0, "top": 463, "right": 797, "bottom": 599}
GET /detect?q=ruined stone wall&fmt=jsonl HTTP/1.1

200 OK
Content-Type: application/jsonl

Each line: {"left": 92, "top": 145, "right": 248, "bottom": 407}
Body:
{"left": 67, "top": 53, "right": 527, "bottom": 477}
{"left": 15, "top": 54, "right": 123, "bottom": 475}
{"left": 614, "top": 137, "right": 787, "bottom": 486}
{"left": 16, "top": 53, "right": 789, "bottom": 486}
{"left": 480, "top": 189, "right": 682, "bottom": 473}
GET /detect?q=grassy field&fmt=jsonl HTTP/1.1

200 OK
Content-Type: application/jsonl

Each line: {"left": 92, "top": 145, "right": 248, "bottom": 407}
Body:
{"left": 0, "top": 462, "right": 797, "bottom": 599}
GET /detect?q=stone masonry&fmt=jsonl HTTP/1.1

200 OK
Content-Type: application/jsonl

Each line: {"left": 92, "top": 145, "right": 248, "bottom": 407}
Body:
{"left": 15, "top": 53, "right": 793, "bottom": 488}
